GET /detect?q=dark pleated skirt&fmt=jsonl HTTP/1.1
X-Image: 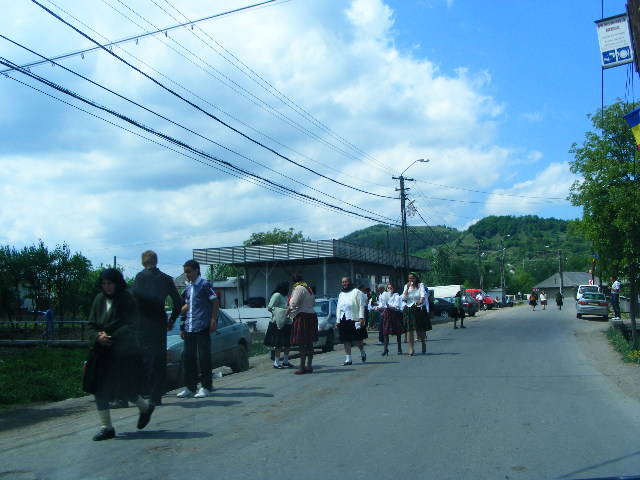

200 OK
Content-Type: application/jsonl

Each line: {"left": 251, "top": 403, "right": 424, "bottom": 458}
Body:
{"left": 381, "top": 308, "right": 404, "bottom": 335}
{"left": 451, "top": 307, "right": 465, "bottom": 319}
{"left": 264, "top": 322, "right": 292, "bottom": 348}
{"left": 290, "top": 312, "right": 318, "bottom": 347}
{"left": 338, "top": 319, "right": 368, "bottom": 342}
{"left": 403, "top": 305, "right": 432, "bottom": 332}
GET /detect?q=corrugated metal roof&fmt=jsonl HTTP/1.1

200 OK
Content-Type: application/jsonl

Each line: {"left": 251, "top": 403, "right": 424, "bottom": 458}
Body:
{"left": 193, "top": 239, "right": 429, "bottom": 270}
{"left": 533, "top": 272, "right": 601, "bottom": 289}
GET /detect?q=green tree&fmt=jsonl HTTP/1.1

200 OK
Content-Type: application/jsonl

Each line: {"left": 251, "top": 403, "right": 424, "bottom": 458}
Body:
{"left": 569, "top": 100, "right": 640, "bottom": 343}
{"left": 243, "top": 228, "right": 308, "bottom": 246}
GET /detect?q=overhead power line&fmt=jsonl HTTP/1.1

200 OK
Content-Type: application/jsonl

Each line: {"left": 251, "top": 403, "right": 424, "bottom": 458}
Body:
{"left": 414, "top": 180, "right": 568, "bottom": 202}
{"left": 1, "top": 55, "right": 397, "bottom": 227}
{"left": 0, "top": 0, "right": 283, "bottom": 75}
{"left": 30, "top": 0, "right": 396, "bottom": 200}
{"left": 0, "top": 34, "right": 391, "bottom": 222}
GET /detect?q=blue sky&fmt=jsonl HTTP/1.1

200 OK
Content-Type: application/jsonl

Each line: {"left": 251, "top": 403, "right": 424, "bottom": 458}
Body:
{"left": 0, "top": 0, "right": 635, "bottom": 277}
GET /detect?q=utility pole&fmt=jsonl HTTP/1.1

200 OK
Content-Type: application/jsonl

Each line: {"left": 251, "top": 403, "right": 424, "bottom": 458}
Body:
{"left": 558, "top": 249, "right": 564, "bottom": 295}
{"left": 393, "top": 175, "right": 414, "bottom": 278}
{"left": 476, "top": 239, "right": 484, "bottom": 290}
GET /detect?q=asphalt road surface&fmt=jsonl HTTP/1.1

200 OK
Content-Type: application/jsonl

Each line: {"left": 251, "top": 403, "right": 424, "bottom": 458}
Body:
{"left": 2, "top": 304, "right": 640, "bottom": 480}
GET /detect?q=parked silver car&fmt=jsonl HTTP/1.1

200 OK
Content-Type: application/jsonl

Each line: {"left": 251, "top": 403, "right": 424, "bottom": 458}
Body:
{"left": 312, "top": 297, "right": 338, "bottom": 352}
{"left": 576, "top": 292, "right": 609, "bottom": 320}
{"left": 165, "top": 310, "right": 251, "bottom": 389}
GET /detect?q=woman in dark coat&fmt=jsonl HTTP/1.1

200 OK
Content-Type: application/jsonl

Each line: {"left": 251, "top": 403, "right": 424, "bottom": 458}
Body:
{"left": 85, "top": 269, "right": 154, "bottom": 441}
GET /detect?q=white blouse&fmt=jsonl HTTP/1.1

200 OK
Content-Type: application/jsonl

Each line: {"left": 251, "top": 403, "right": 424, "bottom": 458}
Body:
{"left": 403, "top": 282, "right": 427, "bottom": 309}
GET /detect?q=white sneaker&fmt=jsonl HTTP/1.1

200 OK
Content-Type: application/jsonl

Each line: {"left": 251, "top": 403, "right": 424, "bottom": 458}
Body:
{"left": 177, "top": 388, "right": 195, "bottom": 398}
{"left": 194, "top": 387, "right": 211, "bottom": 398}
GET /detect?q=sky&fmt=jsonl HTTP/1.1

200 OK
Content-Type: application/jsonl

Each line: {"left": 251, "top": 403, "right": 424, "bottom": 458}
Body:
{"left": 0, "top": 0, "right": 636, "bottom": 277}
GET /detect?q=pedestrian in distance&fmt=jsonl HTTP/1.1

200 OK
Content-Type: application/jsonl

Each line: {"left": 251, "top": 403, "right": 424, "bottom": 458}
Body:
{"left": 265, "top": 282, "right": 294, "bottom": 369}
{"left": 287, "top": 273, "right": 318, "bottom": 374}
{"left": 610, "top": 275, "right": 622, "bottom": 320}
{"left": 539, "top": 291, "right": 547, "bottom": 310}
{"left": 475, "top": 292, "right": 484, "bottom": 310}
{"left": 378, "top": 283, "right": 404, "bottom": 355}
{"left": 529, "top": 291, "right": 538, "bottom": 311}
{"left": 555, "top": 291, "right": 563, "bottom": 310}
{"left": 336, "top": 277, "right": 368, "bottom": 365}
{"left": 402, "top": 272, "right": 432, "bottom": 355}
{"left": 176, "top": 259, "right": 219, "bottom": 399}
{"left": 84, "top": 268, "right": 154, "bottom": 441}
{"left": 453, "top": 291, "right": 466, "bottom": 329}
{"left": 132, "top": 250, "right": 184, "bottom": 406}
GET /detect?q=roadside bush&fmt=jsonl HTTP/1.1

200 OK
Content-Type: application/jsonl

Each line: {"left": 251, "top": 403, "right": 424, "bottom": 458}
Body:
{"left": 605, "top": 327, "right": 640, "bottom": 364}
{"left": 0, "top": 347, "right": 86, "bottom": 407}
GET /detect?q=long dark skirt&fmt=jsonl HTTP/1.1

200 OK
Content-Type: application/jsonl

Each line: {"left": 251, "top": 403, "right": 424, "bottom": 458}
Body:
{"left": 381, "top": 308, "right": 404, "bottom": 336}
{"left": 403, "top": 305, "right": 432, "bottom": 332}
{"left": 91, "top": 344, "right": 144, "bottom": 403}
{"left": 451, "top": 307, "right": 465, "bottom": 320}
{"left": 264, "top": 322, "right": 292, "bottom": 348}
{"left": 338, "top": 319, "right": 368, "bottom": 342}
{"left": 290, "top": 312, "right": 318, "bottom": 347}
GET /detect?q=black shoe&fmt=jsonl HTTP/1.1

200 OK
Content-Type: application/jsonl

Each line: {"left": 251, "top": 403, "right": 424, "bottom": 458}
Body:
{"left": 137, "top": 405, "right": 155, "bottom": 430}
{"left": 409, "top": 352, "right": 415, "bottom": 357}
{"left": 93, "top": 427, "right": 115, "bottom": 441}
{"left": 343, "top": 360, "right": 352, "bottom": 366}
{"left": 454, "top": 326, "right": 458, "bottom": 329}
{"left": 460, "top": 325, "right": 466, "bottom": 328}
{"left": 282, "top": 362, "right": 294, "bottom": 368}
{"left": 381, "top": 349, "right": 389, "bottom": 356}
{"left": 361, "top": 352, "right": 367, "bottom": 363}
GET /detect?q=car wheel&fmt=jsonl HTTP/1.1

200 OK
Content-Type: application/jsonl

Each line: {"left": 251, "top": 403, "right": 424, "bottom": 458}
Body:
{"left": 230, "top": 344, "right": 249, "bottom": 373}
{"left": 321, "top": 330, "right": 335, "bottom": 353}
{"left": 576, "top": 313, "right": 582, "bottom": 319}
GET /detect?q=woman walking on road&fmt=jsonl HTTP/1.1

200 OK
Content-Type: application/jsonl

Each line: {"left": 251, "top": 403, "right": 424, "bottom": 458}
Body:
{"left": 453, "top": 291, "right": 466, "bottom": 329}
{"left": 378, "top": 283, "right": 404, "bottom": 355}
{"left": 539, "top": 291, "right": 547, "bottom": 310}
{"left": 84, "top": 268, "right": 154, "bottom": 441}
{"left": 555, "top": 291, "right": 563, "bottom": 310}
{"left": 402, "top": 272, "right": 432, "bottom": 356}
{"left": 287, "top": 274, "right": 318, "bottom": 374}
{"left": 529, "top": 291, "right": 538, "bottom": 311}
{"left": 265, "top": 282, "right": 293, "bottom": 369}
{"left": 336, "top": 277, "right": 368, "bottom": 365}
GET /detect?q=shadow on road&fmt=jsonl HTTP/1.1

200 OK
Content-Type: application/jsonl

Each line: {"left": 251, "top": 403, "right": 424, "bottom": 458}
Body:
{"left": 213, "top": 386, "right": 266, "bottom": 391}
{"left": 0, "top": 404, "right": 92, "bottom": 432}
{"left": 211, "top": 391, "right": 274, "bottom": 398}
{"left": 555, "top": 449, "right": 640, "bottom": 479}
{"left": 425, "top": 352, "right": 461, "bottom": 356}
{"left": 165, "top": 399, "right": 241, "bottom": 408}
{"left": 117, "top": 429, "right": 212, "bottom": 440}
{"left": 309, "top": 368, "right": 356, "bottom": 374}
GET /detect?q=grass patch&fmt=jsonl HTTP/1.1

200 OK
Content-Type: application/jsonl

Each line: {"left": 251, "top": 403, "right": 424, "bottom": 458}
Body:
{"left": 0, "top": 346, "right": 86, "bottom": 407}
{"left": 605, "top": 327, "right": 640, "bottom": 364}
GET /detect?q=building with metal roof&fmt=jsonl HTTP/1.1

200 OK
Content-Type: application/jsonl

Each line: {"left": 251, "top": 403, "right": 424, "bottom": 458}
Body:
{"left": 533, "top": 272, "right": 601, "bottom": 299}
{"left": 192, "top": 239, "right": 429, "bottom": 305}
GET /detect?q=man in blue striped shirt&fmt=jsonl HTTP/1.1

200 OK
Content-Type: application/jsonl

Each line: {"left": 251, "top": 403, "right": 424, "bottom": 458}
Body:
{"left": 177, "top": 259, "right": 219, "bottom": 399}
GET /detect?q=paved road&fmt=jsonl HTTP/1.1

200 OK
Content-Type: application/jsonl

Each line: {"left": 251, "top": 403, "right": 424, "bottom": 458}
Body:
{"left": 2, "top": 304, "right": 640, "bottom": 480}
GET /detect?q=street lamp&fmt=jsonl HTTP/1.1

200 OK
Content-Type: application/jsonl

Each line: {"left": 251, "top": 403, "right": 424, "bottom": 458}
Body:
{"left": 394, "top": 159, "right": 430, "bottom": 278}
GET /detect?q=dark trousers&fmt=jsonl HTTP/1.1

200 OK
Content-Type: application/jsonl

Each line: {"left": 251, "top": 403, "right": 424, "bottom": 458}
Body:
{"left": 612, "top": 293, "right": 621, "bottom": 318}
{"left": 142, "top": 334, "right": 167, "bottom": 404}
{"left": 183, "top": 330, "right": 212, "bottom": 391}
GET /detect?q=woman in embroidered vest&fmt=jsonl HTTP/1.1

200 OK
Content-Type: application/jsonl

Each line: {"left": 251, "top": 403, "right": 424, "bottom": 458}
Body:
{"left": 378, "top": 283, "right": 404, "bottom": 356}
{"left": 288, "top": 273, "right": 318, "bottom": 374}
{"left": 265, "top": 282, "right": 293, "bottom": 369}
{"left": 402, "top": 272, "right": 432, "bottom": 356}
{"left": 85, "top": 268, "right": 154, "bottom": 441}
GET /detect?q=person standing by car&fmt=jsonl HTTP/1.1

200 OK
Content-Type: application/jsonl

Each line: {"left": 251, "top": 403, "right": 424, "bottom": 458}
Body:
{"left": 287, "top": 273, "right": 318, "bottom": 374}
{"left": 265, "top": 282, "right": 293, "bottom": 369}
{"left": 402, "top": 272, "right": 431, "bottom": 355}
{"left": 378, "top": 283, "right": 404, "bottom": 355}
{"left": 529, "top": 291, "right": 538, "bottom": 311}
{"left": 453, "top": 291, "right": 466, "bottom": 329}
{"left": 555, "top": 291, "right": 564, "bottom": 310}
{"left": 132, "top": 250, "right": 184, "bottom": 406}
{"left": 176, "top": 260, "right": 219, "bottom": 399}
{"left": 475, "top": 292, "right": 484, "bottom": 310}
{"left": 539, "top": 291, "right": 547, "bottom": 310}
{"left": 336, "top": 277, "right": 368, "bottom": 365}
{"left": 85, "top": 268, "right": 154, "bottom": 441}
{"left": 610, "top": 275, "right": 622, "bottom": 320}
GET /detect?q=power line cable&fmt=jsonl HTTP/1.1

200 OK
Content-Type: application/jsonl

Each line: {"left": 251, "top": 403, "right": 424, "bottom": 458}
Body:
{"left": 0, "top": 34, "right": 393, "bottom": 222}
{"left": 32, "top": 0, "right": 397, "bottom": 200}
{"left": 1, "top": 55, "right": 397, "bottom": 226}
{"left": 153, "top": 0, "right": 394, "bottom": 173}
{"left": 414, "top": 180, "right": 568, "bottom": 202}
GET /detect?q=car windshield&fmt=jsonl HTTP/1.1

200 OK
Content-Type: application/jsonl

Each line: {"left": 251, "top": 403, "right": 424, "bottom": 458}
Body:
{"left": 580, "top": 286, "right": 600, "bottom": 294}
{"left": 314, "top": 301, "right": 329, "bottom": 316}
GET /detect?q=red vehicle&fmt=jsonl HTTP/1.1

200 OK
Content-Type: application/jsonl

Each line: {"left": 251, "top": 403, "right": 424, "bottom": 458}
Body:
{"left": 465, "top": 289, "right": 496, "bottom": 310}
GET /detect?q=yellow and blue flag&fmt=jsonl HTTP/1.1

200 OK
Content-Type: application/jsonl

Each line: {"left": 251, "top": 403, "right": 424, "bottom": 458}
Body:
{"left": 623, "top": 106, "right": 640, "bottom": 150}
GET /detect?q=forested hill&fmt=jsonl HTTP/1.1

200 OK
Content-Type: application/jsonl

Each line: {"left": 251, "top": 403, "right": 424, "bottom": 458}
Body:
{"left": 341, "top": 215, "right": 593, "bottom": 292}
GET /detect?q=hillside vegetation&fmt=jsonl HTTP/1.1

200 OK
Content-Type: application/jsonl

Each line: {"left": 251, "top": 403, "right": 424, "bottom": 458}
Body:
{"left": 341, "top": 215, "right": 592, "bottom": 294}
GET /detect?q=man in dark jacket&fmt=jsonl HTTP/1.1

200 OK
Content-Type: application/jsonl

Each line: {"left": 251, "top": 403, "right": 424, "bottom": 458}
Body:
{"left": 132, "top": 250, "right": 184, "bottom": 406}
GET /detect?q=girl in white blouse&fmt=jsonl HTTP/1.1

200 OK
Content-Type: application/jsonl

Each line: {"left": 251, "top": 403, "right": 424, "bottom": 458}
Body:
{"left": 402, "top": 272, "right": 432, "bottom": 355}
